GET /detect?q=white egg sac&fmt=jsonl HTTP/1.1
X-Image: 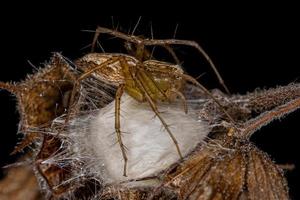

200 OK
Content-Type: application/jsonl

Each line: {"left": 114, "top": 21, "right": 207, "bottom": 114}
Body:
{"left": 85, "top": 93, "right": 211, "bottom": 183}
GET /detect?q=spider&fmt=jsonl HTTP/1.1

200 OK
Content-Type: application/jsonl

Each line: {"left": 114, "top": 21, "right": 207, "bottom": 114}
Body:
{"left": 66, "top": 27, "right": 235, "bottom": 177}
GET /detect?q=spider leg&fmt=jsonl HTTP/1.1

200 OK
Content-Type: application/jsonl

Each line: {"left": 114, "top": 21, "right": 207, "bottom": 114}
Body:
{"left": 166, "top": 88, "right": 188, "bottom": 114}
{"left": 90, "top": 26, "right": 229, "bottom": 93}
{"left": 115, "top": 84, "right": 128, "bottom": 177}
{"left": 134, "top": 68, "right": 183, "bottom": 159}
{"left": 91, "top": 29, "right": 100, "bottom": 53}
{"left": 92, "top": 27, "right": 181, "bottom": 64}
{"left": 134, "top": 43, "right": 181, "bottom": 65}
{"left": 162, "top": 44, "right": 181, "bottom": 64}
{"left": 123, "top": 41, "right": 180, "bottom": 65}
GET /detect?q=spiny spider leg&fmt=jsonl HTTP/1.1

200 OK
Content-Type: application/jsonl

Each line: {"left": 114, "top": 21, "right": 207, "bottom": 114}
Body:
{"left": 162, "top": 44, "right": 181, "bottom": 64}
{"left": 114, "top": 84, "right": 128, "bottom": 176}
{"left": 90, "top": 26, "right": 230, "bottom": 94}
{"left": 165, "top": 88, "right": 188, "bottom": 114}
{"left": 134, "top": 65, "right": 183, "bottom": 159}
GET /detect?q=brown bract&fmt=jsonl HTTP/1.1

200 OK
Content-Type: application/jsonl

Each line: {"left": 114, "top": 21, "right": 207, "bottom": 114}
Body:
{"left": 1, "top": 54, "right": 76, "bottom": 199}
{"left": 158, "top": 139, "right": 289, "bottom": 199}
{"left": 0, "top": 54, "right": 74, "bottom": 154}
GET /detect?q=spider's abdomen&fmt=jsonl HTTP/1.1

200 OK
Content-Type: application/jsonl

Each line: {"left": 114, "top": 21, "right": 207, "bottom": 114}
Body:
{"left": 76, "top": 53, "right": 139, "bottom": 86}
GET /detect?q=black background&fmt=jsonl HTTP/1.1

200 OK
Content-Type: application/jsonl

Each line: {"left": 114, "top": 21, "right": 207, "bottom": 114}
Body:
{"left": 0, "top": 10, "right": 299, "bottom": 199}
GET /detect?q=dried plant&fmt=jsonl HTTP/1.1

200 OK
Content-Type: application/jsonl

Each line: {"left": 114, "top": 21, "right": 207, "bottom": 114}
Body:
{"left": 0, "top": 27, "right": 299, "bottom": 200}
{"left": 0, "top": 164, "right": 41, "bottom": 200}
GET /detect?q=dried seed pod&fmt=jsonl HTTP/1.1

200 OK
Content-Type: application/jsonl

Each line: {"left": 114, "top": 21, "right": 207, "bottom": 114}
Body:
{"left": 159, "top": 139, "right": 289, "bottom": 200}
{"left": 0, "top": 53, "right": 75, "bottom": 154}
{"left": 0, "top": 53, "right": 77, "bottom": 199}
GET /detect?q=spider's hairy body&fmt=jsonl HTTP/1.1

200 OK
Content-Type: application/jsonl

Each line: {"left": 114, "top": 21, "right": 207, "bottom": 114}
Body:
{"left": 77, "top": 53, "right": 129, "bottom": 85}
{"left": 72, "top": 53, "right": 187, "bottom": 176}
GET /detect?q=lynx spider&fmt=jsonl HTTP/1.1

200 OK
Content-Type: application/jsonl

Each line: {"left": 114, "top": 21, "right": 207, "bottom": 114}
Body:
{"left": 66, "top": 26, "right": 235, "bottom": 177}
